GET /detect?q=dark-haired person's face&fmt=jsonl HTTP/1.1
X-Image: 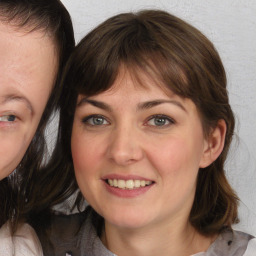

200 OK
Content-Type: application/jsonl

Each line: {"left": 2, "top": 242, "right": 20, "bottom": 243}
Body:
{"left": 71, "top": 68, "right": 223, "bottom": 231}
{"left": 0, "top": 22, "right": 58, "bottom": 180}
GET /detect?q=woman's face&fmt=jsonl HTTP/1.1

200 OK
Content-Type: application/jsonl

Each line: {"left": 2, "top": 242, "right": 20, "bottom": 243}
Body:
{"left": 72, "top": 68, "right": 213, "bottom": 230}
{"left": 0, "top": 22, "right": 58, "bottom": 180}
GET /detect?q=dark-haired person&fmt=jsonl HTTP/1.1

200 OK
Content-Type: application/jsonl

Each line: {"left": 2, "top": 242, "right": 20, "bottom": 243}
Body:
{"left": 29, "top": 10, "right": 255, "bottom": 255}
{"left": 0, "top": 0, "right": 74, "bottom": 254}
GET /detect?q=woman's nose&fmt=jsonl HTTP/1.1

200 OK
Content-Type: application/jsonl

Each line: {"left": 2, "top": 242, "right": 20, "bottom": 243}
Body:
{"left": 106, "top": 126, "right": 144, "bottom": 166}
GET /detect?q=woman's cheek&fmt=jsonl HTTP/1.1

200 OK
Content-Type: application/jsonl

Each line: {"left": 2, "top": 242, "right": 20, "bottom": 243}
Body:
{"left": 71, "top": 135, "right": 97, "bottom": 174}
{"left": 0, "top": 133, "right": 30, "bottom": 178}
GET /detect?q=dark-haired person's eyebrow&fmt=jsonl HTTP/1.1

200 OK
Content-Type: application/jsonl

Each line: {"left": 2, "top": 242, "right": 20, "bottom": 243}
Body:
{"left": 1, "top": 94, "right": 34, "bottom": 115}
{"left": 77, "top": 98, "right": 112, "bottom": 112}
{"left": 137, "top": 99, "right": 187, "bottom": 112}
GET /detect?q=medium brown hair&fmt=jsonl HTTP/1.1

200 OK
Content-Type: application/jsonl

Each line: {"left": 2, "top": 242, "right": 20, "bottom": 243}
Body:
{"left": 0, "top": 0, "right": 75, "bottom": 230}
{"left": 29, "top": 10, "right": 238, "bottom": 236}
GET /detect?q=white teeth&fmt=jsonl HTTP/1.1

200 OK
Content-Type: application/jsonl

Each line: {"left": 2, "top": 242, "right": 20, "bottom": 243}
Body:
{"left": 126, "top": 180, "right": 134, "bottom": 189}
{"left": 117, "top": 180, "right": 126, "bottom": 189}
{"left": 107, "top": 179, "right": 153, "bottom": 189}
{"left": 134, "top": 180, "right": 141, "bottom": 188}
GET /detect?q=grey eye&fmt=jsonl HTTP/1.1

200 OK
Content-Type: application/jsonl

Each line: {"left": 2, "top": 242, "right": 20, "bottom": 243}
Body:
{"left": 92, "top": 116, "right": 105, "bottom": 125}
{"left": 153, "top": 117, "right": 168, "bottom": 126}
{"left": 148, "top": 116, "right": 170, "bottom": 126}
{"left": 83, "top": 115, "right": 109, "bottom": 126}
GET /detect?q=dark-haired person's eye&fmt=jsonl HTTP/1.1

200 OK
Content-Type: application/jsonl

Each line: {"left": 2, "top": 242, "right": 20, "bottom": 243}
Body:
{"left": 82, "top": 115, "right": 109, "bottom": 126}
{"left": 146, "top": 115, "right": 175, "bottom": 128}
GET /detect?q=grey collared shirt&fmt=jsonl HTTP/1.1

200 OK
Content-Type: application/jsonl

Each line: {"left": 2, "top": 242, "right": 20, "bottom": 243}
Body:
{"left": 36, "top": 207, "right": 255, "bottom": 256}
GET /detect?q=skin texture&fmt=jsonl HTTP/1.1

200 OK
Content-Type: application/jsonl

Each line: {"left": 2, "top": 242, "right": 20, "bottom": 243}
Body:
{"left": 71, "top": 68, "right": 226, "bottom": 255}
{"left": 0, "top": 21, "right": 58, "bottom": 180}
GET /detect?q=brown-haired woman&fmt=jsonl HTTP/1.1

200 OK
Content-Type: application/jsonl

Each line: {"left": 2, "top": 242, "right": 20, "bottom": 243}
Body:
{"left": 0, "top": 0, "right": 74, "bottom": 255}
{"left": 28, "top": 9, "right": 255, "bottom": 256}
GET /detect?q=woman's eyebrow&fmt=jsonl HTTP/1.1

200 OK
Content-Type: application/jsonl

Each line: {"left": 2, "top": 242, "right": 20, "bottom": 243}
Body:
{"left": 137, "top": 99, "right": 187, "bottom": 112}
{"left": 77, "top": 98, "right": 187, "bottom": 112}
{"left": 77, "top": 98, "right": 112, "bottom": 112}
{"left": 1, "top": 94, "right": 34, "bottom": 115}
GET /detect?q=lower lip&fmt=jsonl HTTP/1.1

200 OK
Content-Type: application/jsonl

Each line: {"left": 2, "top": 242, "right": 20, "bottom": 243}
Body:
{"left": 104, "top": 181, "right": 154, "bottom": 198}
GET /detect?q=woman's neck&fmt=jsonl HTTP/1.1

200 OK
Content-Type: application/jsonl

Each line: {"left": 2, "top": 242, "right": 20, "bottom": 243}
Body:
{"left": 101, "top": 219, "right": 216, "bottom": 256}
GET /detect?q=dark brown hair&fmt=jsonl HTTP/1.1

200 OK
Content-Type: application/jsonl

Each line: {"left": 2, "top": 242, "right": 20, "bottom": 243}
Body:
{"left": 0, "top": 0, "right": 75, "bottom": 231}
{"left": 28, "top": 9, "right": 238, "bottom": 236}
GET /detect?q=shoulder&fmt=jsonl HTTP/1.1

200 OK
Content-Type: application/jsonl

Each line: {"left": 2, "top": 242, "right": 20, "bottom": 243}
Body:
{"left": 232, "top": 229, "right": 254, "bottom": 245}
{"left": 36, "top": 207, "right": 92, "bottom": 255}
{"left": 243, "top": 237, "right": 256, "bottom": 256}
{"left": 0, "top": 222, "right": 13, "bottom": 255}
{"left": 36, "top": 206, "right": 107, "bottom": 256}
{"left": 0, "top": 221, "right": 43, "bottom": 256}
{"left": 207, "top": 229, "right": 254, "bottom": 256}
{"left": 232, "top": 229, "right": 255, "bottom": 256}
{"left": 14, "top": 222, "right": 43, "bottom": 256}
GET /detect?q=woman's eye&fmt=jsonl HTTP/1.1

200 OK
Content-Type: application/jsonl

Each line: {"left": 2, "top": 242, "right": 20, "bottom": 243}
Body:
{"left": 82, "top": 115, "right": 109, "bottom": 126}
{"left": 147, "top": 115, "right": 174, "bottom": 127}
{"left": 0, "top": 115, "right": 16, "bottom": 122}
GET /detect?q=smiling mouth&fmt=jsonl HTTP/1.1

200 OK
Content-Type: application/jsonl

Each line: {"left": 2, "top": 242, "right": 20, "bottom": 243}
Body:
{"left": 106, "top": 179, "right": 154, "bottom": 190}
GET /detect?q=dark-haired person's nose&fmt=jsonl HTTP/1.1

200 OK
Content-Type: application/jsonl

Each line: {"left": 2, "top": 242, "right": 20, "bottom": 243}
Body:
{"left": 106, "top": 125, "right": 144, "bottom": 166}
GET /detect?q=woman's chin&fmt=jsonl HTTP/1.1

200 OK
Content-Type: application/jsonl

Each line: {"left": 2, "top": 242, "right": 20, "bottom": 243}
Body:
{"left": 104, "top": 212, "right": 155, "bottom": 230}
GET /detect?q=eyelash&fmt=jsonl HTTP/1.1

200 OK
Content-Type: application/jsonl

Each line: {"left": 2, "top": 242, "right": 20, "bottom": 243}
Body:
{"left": 81, "top": 114, "right": 175, "bottom": 128}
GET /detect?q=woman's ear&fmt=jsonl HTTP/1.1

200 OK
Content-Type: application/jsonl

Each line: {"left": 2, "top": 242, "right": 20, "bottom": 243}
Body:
{"left": 199, "top": 119, "right": 227, "bottom": 168}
